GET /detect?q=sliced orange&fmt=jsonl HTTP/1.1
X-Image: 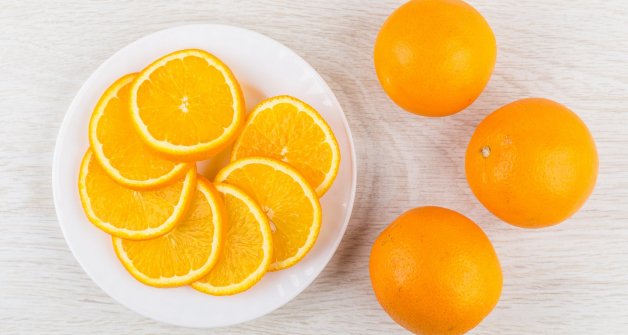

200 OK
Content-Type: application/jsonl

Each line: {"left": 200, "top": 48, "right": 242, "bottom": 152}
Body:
{"left": 130, "top": 49, "right": 245, "bottom": 161}
{"left": 89, "top": 73, "right": 192, "bottom": 189}
{"left": 78, "top": 149, "right": 196, "bottom": 240}
{"left": 231, "top": 95, "right": 340, "bottom": 196}
{"left": 192, "top": 183, "right": 273, "bottom": 295}
{"left": 113, "top": 177, "right": 224, "bottom": 287}
{"left": 215, "top": 157, "right": 322, "bottom": 271}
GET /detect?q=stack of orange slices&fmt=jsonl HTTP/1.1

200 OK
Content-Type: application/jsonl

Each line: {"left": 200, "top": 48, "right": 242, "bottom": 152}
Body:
{"left": 78, "top": 49, "right": 340, "bottom": 295}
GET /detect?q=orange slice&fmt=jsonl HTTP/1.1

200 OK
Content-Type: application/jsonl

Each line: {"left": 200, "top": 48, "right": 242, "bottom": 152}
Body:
{"left": 89, "top": 73, "right": 192, "bottom": 189}
{"left": 130, "top": 49, "right": 245, "bottom": 161}
{"left": 215, "top": 157, "right": 321, "bottom": 271}
{"left": 78, "top": 149, "right": 196, "bottom": 240}
{"left": 192, "top": 183, "right": 272, "bottom": 295}
{"left": 231, "top": 95, "right": 340, "bottom": 196}
{"left": 113, "top": 177, "right": 224, "bottom": 287}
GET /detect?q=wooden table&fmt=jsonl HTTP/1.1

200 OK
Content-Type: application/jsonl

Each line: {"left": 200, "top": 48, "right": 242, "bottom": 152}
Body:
{"left": 2, "top": 1, "right": 627, "bottom": 334}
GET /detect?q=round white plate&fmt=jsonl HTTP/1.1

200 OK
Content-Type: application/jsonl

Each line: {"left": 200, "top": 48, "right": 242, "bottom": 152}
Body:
{"left": 52, "top": 24, "right": 356, "bottom": 328}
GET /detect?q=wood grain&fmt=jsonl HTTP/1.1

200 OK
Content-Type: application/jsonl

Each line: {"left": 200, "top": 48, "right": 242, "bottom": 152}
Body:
{"left": 1, "top": 0, "right": 628, "bottom": 334}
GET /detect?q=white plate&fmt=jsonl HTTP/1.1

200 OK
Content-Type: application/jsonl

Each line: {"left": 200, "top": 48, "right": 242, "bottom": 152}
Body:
{"left": 52, "top": 24, "right": 357, "bottom": 328}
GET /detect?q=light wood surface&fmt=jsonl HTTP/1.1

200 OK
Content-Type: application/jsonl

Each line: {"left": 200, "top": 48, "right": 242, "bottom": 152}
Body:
{"left": 2, "top": 1, "right": 628, "bottom": 334}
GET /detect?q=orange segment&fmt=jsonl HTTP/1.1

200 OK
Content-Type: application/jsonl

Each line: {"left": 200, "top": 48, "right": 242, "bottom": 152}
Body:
{"left": 113, "top": 177, "right": 224, "bottom": 287}
{"left": 215, "top": 157, "right": 322, "bottom": 271}
{"left": 192, "top": 183, "right": 273, "bottom": 295}
{"left": 231, "top": 95, "right": 340, "bottom": 196}
{"left": 78, "top": 149, "right": 196, "bottom": 240}
{"left": 89, "top": 73, "right": 191, "bottom": 189}
{"left": 130, "top": 49, "right": 245, "bottom": 161}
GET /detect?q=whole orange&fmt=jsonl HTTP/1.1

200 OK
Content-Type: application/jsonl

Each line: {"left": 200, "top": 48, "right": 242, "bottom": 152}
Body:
{"left": 465, "top": 98, "right": 598, "bottom": 228}
{"left": 374, "top": 0, "right": 496, "bottom": 117}
{"left": 369, "top": 206, "right": 502, "bottom": 335}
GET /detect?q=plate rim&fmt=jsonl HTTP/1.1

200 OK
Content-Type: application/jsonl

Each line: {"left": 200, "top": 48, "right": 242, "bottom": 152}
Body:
{"left": 52, "top": 23, "right": 357, "bottom": 328}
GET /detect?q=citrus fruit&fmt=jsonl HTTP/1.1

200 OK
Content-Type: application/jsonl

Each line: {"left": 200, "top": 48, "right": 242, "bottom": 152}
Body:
{"left": 370, "top": 206, "right": 502, "bottom": 335}
{"left": 130, "top": 49, "right": 245, "bottom": 161}
{"left": 89, "top": 73, "right": 192, "bottom": 189}
{"left": 192, "top": 183, "right": 273, "bottom": 295}
{"left": 78, "top": 149, "right": 196, "bottom": 240}
{"left": 465, "top": 98, "right": 598, "bottom": 228}
{"left": 374, "top": 0, "right": 496, "bottom": 117}
{"left": 215, "top": 157, "right": 321, "bottom": 271}
{"left": 113, "top": 177, "right": 224, "bottom": 287}
{"left": 231, "top": 95, "right": 340, "bottom": 196}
